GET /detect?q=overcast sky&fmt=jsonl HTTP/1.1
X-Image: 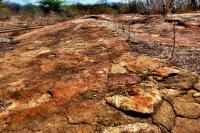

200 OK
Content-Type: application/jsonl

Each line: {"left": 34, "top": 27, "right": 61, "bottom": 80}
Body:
{"left": 3, "top": 0, "right": 122, "bottom": 5}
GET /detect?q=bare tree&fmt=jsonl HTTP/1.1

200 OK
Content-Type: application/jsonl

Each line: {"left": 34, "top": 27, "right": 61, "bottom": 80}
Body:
{"left": 166, "top": 0, "right": 174, "bottom": 14}
{"left": 161, "top": 0, "right": 167, "bottom": 14}
{"left": 190, "top": 0, "right": 199, "bottom": 9}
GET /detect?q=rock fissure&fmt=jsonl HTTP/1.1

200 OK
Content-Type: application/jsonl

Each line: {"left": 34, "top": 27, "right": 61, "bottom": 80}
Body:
{"left": 152, "top": 121, "right": 170, "bottom": 133}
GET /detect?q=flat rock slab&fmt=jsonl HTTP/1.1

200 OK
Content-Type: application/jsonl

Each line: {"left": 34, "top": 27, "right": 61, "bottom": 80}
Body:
{"left": 106, "top": 82, "right": 162, "bottom": 114}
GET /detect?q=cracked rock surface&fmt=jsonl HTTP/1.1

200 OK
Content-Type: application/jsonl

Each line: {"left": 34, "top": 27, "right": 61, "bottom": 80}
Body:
{"left": 0, "top": 13, "right": 200, "bottom": 133}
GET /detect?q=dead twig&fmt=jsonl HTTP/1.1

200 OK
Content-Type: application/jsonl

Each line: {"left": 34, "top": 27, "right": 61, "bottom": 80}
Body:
{"left": 170, "top": 21, "right": 176, "bottom": 60}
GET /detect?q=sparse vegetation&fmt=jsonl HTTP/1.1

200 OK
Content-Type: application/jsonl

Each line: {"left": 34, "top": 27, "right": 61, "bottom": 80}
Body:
{"left": 0, "top": 0, "right": 199, "bottom": 20}
{"left": 21, "top": 4, "right": 38, "bottom": 19}
{"left": 0, "top": 1, "right": 11, "bottom": 20}
{"left": 39, "top": 0, "right": 64, "bottom": 12}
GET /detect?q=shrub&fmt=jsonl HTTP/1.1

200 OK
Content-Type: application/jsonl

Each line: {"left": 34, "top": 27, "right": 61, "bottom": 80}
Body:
{"left": 22, "top": 4, "right": 38, "bottom": 19}
{"left": 0, "top": 8, "right": 11, "bottom": 20}
{"left": 0, "top": 2, "right": 11, "bottom": 20}
{"left": 39, "top": 0, "right": 64, "bottom": 12}
{"left": 62, "top": 3, "right": 117, "bottom": 18}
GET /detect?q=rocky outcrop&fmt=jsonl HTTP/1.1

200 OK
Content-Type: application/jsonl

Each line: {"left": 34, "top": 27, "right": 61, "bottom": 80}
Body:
{"left": 0, "top": 13, "right": 200, "bottom": 133}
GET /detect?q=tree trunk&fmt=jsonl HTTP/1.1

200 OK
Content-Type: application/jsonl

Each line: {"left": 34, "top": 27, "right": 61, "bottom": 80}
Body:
{"left": 167, "top": 0, "right": 174, "bottom": 14}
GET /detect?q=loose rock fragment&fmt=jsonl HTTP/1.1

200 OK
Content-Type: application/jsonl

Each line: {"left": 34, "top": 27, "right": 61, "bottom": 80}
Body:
{"left": 28, "top": 92, "right": 52, "bottom": 108}
{"left": 0, "top": 38, "right": 19, "bottom": 45}
{"left": 152, "top": 67, "right": 180, "bottom": 81}
{"left": 103, "top": 123, "right": 161, "bottom": 133}
{"left": 193, "top": 92, "right": 200, "bottom": 97}
{"left": 110, "top": 64, "right": 127, "bottom": 74}
{"left": 106, "top": 82, "right": 162, "bottom": 114}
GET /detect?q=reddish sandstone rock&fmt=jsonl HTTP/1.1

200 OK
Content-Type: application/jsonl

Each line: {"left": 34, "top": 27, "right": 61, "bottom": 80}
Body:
{"left": 0, "top": 13, "right": 200, "bottom": 133}
{"left": 106, "top": 82, "right": 162, "bottom": 114}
